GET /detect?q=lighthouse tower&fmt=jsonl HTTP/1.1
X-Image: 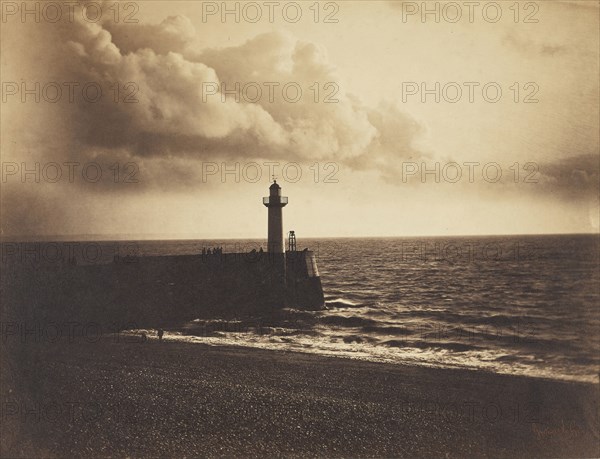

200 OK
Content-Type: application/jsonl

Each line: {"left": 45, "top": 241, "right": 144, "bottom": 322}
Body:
{"left": 263, "top": 180, "right": 288, "bottom": 253}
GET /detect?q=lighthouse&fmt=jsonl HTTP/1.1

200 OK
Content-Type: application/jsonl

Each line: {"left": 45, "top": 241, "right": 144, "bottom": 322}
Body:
{"left": 263, "top": 180, "right": 288, "bottom": 253}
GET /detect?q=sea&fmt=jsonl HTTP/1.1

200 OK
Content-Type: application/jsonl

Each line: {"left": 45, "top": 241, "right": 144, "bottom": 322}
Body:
{"left": 3, "top": 234, "right": 599, "bottom": 384}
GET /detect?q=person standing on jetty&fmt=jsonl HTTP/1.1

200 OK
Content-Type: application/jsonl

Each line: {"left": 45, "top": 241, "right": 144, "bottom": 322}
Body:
{"left": 157, "top": 328, "right": 164, "bottom": 342}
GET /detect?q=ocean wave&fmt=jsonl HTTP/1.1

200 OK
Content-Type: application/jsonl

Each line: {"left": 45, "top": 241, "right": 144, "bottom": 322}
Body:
{"left": 362, "top": 325, "right": 413, "bottom": 336}
{"left": 383, "top": 339, "right": 480, "bottom": 353}
{"left": 342, "top": 335, "right": 380, "bottom": 344}
{"left": 325, "top": 298, "right": 363, "bottom": 308}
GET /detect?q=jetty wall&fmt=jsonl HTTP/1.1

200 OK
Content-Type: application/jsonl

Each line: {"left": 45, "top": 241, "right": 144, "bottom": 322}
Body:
{"left": 1, "top": 250, "right": 324, "bottom": 331}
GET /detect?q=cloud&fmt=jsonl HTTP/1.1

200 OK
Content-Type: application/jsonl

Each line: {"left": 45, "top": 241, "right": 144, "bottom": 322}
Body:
{"left": 1, "top": 7, "right": 433, "bottom": 235}
{"left": 16, "top": 9, "right": 431, "bottom": 181}
{"left": 535, "top": 154, "right": 600, "bottom": 200}
{"left": 105, "top": 15, "right": 197, "bottom": 56}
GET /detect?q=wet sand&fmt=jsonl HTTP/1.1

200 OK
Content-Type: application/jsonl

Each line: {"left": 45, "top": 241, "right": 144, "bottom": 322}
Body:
{"left": 1, "top": 337, "right": 598, "bottom": 458}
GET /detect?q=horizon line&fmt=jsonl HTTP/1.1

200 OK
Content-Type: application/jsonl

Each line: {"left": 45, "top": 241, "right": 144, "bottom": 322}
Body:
{"left": 1, "top": 231, "right": 598, "bottom": 243}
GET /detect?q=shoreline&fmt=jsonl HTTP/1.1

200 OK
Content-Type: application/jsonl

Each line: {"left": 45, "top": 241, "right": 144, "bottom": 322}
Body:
{"left": 134, "top": 330, "right": 600, "bottom": 386}
{"left": 2, "top": 337, "right": 598, "bottom": 458}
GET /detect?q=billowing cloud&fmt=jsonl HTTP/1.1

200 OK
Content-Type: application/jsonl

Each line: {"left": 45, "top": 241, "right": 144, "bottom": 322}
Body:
{"left": 2, "top": 6, "right": 430, "bottom": 235}
{"left": 65, "top": 19, "right": 387, "bottom": 166}
{"left": 95, "top": 6, "right": 484, "bottom": 171}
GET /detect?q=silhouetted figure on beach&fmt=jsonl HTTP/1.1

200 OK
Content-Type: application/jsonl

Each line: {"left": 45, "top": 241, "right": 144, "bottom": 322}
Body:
{"left": 202, "top": 248, "right": 206, "bottom": 255}
{"left": 207, "top": 248, "right": 212, "bottom": 255}
{"left": 158, "top": 328, "right": 164, "bottom": 342}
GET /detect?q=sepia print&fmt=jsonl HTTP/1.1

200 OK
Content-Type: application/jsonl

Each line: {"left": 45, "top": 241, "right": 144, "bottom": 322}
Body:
{"left": 0, "top": 1, "right": 598, "bottom": 457}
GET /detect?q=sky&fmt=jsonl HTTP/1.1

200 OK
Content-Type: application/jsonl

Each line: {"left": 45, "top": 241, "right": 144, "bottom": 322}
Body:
{"left": 1, "top": 0, "right": 598, "bottom": 239}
